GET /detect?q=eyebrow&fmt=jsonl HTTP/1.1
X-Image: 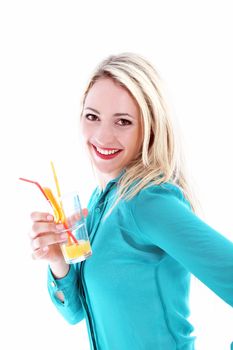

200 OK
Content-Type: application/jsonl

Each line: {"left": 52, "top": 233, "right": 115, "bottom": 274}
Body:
{"left": 84, "top": 107, "right": 134, "bottom": 119}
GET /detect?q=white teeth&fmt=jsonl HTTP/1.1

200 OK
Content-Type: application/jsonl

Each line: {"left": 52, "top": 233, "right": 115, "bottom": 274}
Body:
{"left": 96, "top": 146, "right": 119, "bottom": 155}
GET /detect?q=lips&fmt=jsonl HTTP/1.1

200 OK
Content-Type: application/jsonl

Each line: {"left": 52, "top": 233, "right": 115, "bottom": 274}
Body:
{"left": 92, "top": 144, "right": 122, "bottom": 160}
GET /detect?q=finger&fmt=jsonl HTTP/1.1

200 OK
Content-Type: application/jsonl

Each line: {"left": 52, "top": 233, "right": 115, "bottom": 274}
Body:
{"left": 82, "top": 208, "right": 88, "bottom": 217}
{"left": 66, "top": 208, "right": 89, "bottom": 226}
{"left": 30, "top": 222, "right": 57, "bottom": 238}
{"left": 30, "top": 212, "right": 54, "bottom": 223}
{"left": 31, "top": 232, "right": 67, "bottom": 251}
{"left": 32, "top": 246, "right": 49, "bottom": 260}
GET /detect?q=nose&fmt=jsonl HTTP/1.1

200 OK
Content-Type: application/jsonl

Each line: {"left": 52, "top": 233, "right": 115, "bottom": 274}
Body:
{"left": 94, "top": 122, "right": 116, "bottom": 147}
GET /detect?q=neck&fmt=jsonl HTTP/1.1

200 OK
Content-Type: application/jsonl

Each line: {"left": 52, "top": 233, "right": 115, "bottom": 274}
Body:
{"left": 95, "top": 169, "right": 124, "bottom": 190}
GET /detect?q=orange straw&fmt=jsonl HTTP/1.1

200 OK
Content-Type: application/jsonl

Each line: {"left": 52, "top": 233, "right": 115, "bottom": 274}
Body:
{"left": 19, "top": 177, "right": 77, "bottom": 243}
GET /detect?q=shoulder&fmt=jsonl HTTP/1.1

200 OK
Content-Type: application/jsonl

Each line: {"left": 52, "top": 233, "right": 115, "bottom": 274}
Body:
{"left": 131, "top": 182, "right": 191, "bottom": 208}
{"left": 124, "top": 182, "right": 196, "bottom": 240}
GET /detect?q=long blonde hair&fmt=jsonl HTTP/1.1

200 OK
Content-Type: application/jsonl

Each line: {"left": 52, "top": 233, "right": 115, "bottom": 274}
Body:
{"left": 81, "top": 52, "right": 199, "bottom": 213}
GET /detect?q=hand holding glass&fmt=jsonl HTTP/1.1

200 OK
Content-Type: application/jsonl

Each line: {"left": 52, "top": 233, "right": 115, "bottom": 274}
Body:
{"left": 19, "top": 162, "right": 92, "bottom": 264}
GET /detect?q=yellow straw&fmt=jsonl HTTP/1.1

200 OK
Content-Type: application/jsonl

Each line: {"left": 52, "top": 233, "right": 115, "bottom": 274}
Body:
{"left": 50, "top": 160, "right": 61, "bottom": 199}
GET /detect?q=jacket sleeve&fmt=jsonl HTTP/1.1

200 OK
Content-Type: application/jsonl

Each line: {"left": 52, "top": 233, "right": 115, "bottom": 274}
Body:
{"left": 130, "top": 183, "right": 233, "bottom": 307}
{"left": 47, "top": 264, "right": 84, "bottom": 324}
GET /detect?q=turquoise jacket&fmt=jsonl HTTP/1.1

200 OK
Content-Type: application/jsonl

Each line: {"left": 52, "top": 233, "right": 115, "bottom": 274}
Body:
{"left": 48, "top": 176, "right": 233, "bottom": 350}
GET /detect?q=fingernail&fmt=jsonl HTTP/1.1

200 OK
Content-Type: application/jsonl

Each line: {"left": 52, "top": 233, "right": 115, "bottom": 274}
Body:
{"left": 47, "top": 215, "right": 54, "bottom": 221}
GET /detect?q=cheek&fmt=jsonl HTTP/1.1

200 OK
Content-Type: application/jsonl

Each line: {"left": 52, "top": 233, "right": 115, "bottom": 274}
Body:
{"left": 129, "top": 128, "right": 142, "bottom": 146}
{"left": 131, "top": 130, "right": 143, "bottom": 155}
{"left": 80, "top": 120, "right": 90, "bottom": 141}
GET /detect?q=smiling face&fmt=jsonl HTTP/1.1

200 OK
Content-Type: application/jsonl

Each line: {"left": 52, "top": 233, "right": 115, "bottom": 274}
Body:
{"left": 80, "top": 77, "right": 143, "bottom": 188}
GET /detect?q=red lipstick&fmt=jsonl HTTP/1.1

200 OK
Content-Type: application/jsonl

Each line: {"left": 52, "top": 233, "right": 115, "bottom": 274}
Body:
{"left": 92, "top": 145, "right": 122, "bottom": 160}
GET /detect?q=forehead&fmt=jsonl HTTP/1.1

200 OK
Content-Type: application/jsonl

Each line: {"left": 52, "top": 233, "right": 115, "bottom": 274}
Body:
{"left": 84, "top": 78, "right": 139, "bottom": 115}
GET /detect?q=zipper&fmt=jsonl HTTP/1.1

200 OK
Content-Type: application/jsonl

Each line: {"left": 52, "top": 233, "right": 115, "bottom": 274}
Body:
{"left": 79, "top": 201, "right": 103, "bottom": 350}
{"left": 79, "top": 261, "right": 98, "bottom": 350}
{"left": 79, "top": 186, "right": 114, "bottom": 350}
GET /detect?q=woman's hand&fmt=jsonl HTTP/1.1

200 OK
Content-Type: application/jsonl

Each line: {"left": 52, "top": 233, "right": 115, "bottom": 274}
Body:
{"left": 29, "top": 209, "right": 89, "bottom": 264}
{"left": 29, "top": 212, "right": 67, "bottom": 263}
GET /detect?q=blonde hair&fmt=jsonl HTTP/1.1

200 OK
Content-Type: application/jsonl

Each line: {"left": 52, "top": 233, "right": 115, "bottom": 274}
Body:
{"left": 81, "top": 52, "right": 199, "bottom": 213}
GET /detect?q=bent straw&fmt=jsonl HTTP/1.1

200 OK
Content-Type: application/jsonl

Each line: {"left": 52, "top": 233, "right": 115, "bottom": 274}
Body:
{"left": 50, "top": 161, "right": 78, "bottom": 245}
{"left": 19, "top": 178, "right": 49, "bottom": 200}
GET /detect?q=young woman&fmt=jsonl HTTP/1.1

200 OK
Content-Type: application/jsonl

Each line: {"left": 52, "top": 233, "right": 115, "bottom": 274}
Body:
{"left": 30, "top": 53, "right": 233, "bottom": 350}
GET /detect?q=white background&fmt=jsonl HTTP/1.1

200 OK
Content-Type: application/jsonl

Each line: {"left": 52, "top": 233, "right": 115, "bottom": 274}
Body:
{"left": 0, "top": 1, "right": 233, "bottom": 349}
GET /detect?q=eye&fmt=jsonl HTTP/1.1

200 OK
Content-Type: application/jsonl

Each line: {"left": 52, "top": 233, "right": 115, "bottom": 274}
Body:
{"left": 85, "top": 113, "right": 100, "bottom": 121}
{"left": 116, "top": 119, "right": 132, "bottom": 126}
